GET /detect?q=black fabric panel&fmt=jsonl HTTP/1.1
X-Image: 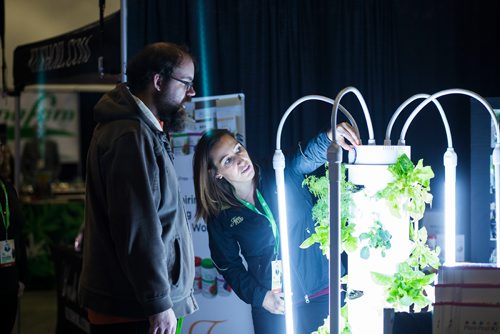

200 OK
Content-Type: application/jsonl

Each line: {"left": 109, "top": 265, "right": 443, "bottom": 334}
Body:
{"left": 123, "top": 0, "right": 500, "bottom": 261}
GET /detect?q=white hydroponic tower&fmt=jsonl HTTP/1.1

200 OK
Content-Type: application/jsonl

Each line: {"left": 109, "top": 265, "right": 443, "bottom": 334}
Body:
{"left": 273, "top": 87, "right": 500, "bottom": 334}
{"left": 346, "top": 145, "right": 413, "bottom": 333}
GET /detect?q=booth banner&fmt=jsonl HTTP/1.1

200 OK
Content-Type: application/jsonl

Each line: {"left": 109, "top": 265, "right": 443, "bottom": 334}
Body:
{"left": 13, "top": 12, "right": 121, "bottom": 90}
{"left": 0, "top": 91, "right": 80, "bottom": 163}
{"left": 172, "top": 94, "right": 254, "bottom": 334}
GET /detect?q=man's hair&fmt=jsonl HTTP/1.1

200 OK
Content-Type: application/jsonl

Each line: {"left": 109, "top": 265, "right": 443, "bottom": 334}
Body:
{"left": 126, "top": 42, "right": 193, "bottom": 94}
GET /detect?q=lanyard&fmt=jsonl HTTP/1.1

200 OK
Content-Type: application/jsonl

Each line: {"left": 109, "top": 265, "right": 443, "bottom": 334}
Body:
{"left": 0, "top": 180, "right": 9, "bottom": 239}
{"left": 238, "top": 189, "right": 280, "bottom": 257}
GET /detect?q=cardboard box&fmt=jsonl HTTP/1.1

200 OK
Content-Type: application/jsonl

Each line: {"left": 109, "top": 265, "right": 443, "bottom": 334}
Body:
{"left": 434, "top": 303, "right": 500, "bottom": 334}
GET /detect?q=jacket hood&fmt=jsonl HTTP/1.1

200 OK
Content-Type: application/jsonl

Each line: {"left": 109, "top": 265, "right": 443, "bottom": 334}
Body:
{"left": 94, "top": 83, "right": 156, "bottom": 129}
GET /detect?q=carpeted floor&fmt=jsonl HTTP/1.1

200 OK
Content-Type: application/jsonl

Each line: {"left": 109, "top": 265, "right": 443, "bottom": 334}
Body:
{"left": 13, "top": 289, "right": 57, "bottom": 334}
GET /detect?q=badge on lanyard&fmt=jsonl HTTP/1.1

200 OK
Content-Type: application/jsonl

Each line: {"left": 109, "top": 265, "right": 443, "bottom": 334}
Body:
{"left": 0, "top": 239, "right": 15, "bottom": 267}
{"left": 238, "top": 190, "right": 283, "bottom": 292}
{"left": 271, "top": 259, "right": 283, "bottom": 292}
{"left": 0, "top": 180, "right": 13, "bottom": 267}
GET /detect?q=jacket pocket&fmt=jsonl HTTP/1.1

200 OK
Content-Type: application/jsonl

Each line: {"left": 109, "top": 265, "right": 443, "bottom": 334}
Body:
{"left": 169, "top": 237, "right": 181, "bottom": 286}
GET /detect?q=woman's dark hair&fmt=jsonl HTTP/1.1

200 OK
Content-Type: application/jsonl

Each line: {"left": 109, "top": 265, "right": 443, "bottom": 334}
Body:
{"left": 193, "top": 129, "right": 259, "bottom": 222}
{"left": 126, "top": 42, "right": 194, "bottom": 94}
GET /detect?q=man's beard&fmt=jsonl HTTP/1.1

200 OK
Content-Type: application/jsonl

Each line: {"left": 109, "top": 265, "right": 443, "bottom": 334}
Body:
{"left": 154, "top": 90, "right": 187, "bottom": 132}
{"left": 161, "top": 105, "right": 186, "bottom": 132}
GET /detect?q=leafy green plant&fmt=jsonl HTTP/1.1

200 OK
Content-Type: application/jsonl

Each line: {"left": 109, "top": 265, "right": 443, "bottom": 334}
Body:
{"left": 375, "top": 154, "right": 434, "bottom": 222}
{"left": 372, "top": 154, "right": 441, "bottom": 311}
{"left": 371, "top": 226, "right": 441, "bottom": 311}
{"left": 22, "top": 202, "right": 84, "bottom": 288}
{"left": 312, "top": 305, "right": 352, "bottom": 334}
{"left": 359, "top": 220, "right": 392, "bottom": 259}
{"left": 300, "top": 165, "right": 359, "bottom": 256}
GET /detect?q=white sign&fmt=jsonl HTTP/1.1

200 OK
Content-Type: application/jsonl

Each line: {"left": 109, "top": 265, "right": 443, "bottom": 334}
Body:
{"left": 172, "top": 94, "right": 255, "bottom": 334}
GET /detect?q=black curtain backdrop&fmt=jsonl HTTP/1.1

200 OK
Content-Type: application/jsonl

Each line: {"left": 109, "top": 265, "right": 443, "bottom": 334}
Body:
{"left": 122, "top": 0, "right": 500, "bottom": 261}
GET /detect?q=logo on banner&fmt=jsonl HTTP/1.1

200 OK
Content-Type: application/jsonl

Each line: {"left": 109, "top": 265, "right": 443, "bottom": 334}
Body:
{"left": 28, "top": 35, "right": 93, "bottom": 72}
{"left": 0, "top": 91, "right": 79, "bottom": 162}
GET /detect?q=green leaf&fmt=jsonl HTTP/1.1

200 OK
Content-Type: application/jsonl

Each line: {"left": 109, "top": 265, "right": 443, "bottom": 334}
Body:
{"left": 360, "top": 246, "right": 370, "bottom": 259}
{"left": 359, "top": 232, "right": 370, "bottom": 240}
{"left": 371, "top": 272, "right": 393, "bottom": 285}
{"left": 300, "top": 237, "right": 316, "bottom": 249}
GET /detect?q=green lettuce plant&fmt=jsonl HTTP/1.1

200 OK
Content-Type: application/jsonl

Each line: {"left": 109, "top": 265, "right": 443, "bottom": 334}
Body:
{"left": 301, "top": 164, "right": 358, "bottom": 256}
{"left": 359, "top": 220, "right": 392, "bottom": 259}
{"left": 372, "top": 154, "right": 440, "bottom": 312}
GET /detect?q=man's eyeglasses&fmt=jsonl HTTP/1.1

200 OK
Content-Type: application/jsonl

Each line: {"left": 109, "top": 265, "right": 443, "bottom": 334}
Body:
{"left": 170, "top": 76, "right": 194, "bottom": 91}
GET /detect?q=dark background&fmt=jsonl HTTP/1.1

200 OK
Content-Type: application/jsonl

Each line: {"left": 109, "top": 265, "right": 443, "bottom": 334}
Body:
{"left": 77, "top": 0, "right": 500, "bottom": 262}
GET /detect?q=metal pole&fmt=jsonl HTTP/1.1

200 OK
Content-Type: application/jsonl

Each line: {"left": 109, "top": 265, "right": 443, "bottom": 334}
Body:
{"left": 120, "top": 0, "right": 128, "bottom": 83}
{"left": 14, "top": 93, "right": 21, "bottom": 191}
{"left": 328, "top": 142, "right": 342, "bottom": 334}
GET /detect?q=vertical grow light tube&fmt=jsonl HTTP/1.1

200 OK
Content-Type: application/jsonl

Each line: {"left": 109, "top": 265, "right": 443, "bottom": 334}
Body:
{"left": 443, "top": 148, "right": 457, "bottom": 264}
{"left": 273, "top": 95, "right": 357, "bottom": 333}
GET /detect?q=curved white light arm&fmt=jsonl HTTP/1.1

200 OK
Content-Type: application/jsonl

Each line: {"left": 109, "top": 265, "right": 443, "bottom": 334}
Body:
{"left": 399, "top": 89, "right": 500, "bottom": 145}
{"left": 331, "top": 86, "right": 376, "bottom": 145}
{"left": 275, "top": 95, "right": 360, "bottom": 150}
{"left": 385, "top": 94, "right": 453, "bottom": 147}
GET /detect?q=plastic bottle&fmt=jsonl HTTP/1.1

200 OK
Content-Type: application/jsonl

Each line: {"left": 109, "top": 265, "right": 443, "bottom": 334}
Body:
{"left": 216, "top": 272, "right": 231, "bottom": 296}
{"left": 201, "top": 258, "right": 217, "bottom": 298}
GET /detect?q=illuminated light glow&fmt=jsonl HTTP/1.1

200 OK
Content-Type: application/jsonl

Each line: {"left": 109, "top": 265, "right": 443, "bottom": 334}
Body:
{"left": 195, "top": 0, "right": 211, "bottom": 96}
{"left": 444, "top": 149, "right": 457, "bottom": 265}
{"left": 273, "top": 150, "right": 295, "bottom": 334}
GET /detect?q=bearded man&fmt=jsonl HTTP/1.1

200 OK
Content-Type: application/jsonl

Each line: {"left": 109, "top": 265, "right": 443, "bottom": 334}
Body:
{"left": 79, "top": 42, "right": 198, "bottom": 334}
